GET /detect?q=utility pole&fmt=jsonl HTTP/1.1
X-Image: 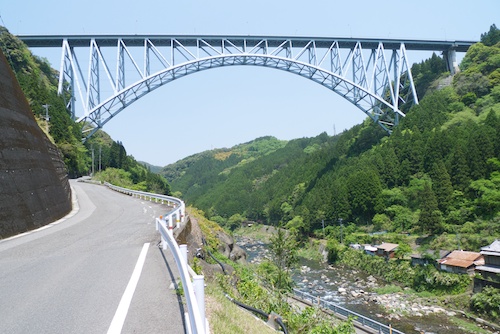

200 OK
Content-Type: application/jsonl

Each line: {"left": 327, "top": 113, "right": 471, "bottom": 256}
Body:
{"left": 99, "top": 145, "right": 102, "bottom": 171}
{"left": 91, "top": 145, "right": 95, "bottom": 176}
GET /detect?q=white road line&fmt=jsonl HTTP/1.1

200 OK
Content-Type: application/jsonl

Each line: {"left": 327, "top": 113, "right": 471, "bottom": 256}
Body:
{"left": 107, "top": 243, "right": 150, "bottom": 334}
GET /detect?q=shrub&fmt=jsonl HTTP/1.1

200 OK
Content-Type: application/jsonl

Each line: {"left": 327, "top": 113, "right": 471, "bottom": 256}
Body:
{"left": 470, "top": 286, "right": 500, "bottom": 321}
{"left": 412, "top": 265, "right": 472, "bottom": 295}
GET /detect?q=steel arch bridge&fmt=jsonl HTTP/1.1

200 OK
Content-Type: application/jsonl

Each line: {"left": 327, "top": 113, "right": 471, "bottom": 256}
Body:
{"left": 19, "top": 35, "right": 474, "bottom": 139}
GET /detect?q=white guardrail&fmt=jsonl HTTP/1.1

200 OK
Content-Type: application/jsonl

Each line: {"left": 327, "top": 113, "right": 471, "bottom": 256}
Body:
{"left": 293, "top": 289, "right": 405, "bottom": 334}
{"left": 104, "top": 183, "right": 208, "bottom": 334}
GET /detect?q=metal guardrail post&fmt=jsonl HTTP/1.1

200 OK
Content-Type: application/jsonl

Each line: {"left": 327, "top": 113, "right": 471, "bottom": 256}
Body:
{"left": 168, "top": 216, "right": 174, "bottom": 239}
{"left": 180, "top": 244, "right": 188, "bottom": 265}
{"left": 193, "top": 275, "right": 206, "bottom": 334}
{"left": 159, "top": 219, "right": 168, "bottom": 250}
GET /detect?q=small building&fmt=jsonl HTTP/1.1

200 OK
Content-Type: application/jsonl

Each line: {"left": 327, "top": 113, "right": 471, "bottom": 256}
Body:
{"left": 411, "top": 249, "right": 450, "bottom": 266}
{"left": 438, "top": 250, "right": 484, "bottom": 275}
{"left": 475, "top": 239, "right": 500, "bottom": 283}
{"left": 363, "top": 245, "right": 377, "bottom": 256}
{"left": 375, "top": 243, "right": 399, "bottom": 259}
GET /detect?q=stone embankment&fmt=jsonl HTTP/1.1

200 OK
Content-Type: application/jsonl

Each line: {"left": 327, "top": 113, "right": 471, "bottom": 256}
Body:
{"left": 176, "top": 213, "right": 247, "bottom": 279}
{"left": 0, "top": 50, "right": 71, "bottom": 238}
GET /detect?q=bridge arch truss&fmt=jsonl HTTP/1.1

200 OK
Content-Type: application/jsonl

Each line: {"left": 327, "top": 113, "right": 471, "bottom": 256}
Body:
{"left": 18, "top": 35, "right": 474, "bottom": 138}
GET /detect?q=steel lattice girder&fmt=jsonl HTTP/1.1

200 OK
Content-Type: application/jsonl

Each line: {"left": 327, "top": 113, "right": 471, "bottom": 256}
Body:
{"left": 49, "top": 36, "right": 444, "bottom": 138}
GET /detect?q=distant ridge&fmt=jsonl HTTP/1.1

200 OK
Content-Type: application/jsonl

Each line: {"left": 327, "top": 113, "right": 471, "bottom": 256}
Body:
{"left": 139, "top": 161, "right": 163, "bottom": 174}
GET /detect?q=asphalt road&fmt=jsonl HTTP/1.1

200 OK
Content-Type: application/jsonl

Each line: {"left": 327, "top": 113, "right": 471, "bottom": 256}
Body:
{"left": 0, "top": 180, "right": 185, "bottom": 333}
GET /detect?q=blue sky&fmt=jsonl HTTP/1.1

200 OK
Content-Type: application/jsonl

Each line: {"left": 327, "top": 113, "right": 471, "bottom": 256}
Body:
{"left": 1, "top": 1, "right": 498, "bottom": 166}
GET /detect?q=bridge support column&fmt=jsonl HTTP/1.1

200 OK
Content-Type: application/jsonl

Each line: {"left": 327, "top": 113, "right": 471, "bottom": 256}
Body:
{"left": 444, "top": 49, "right": 459, "bottom": 75}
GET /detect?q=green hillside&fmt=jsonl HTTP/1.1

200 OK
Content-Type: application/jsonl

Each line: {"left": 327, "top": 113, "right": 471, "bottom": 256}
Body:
{"left": 164, "top": 26, "right": 500, "bottom": 247}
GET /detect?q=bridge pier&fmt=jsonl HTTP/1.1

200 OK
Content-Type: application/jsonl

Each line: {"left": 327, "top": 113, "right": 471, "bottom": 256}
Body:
{"left": 444, "top": 49, "right": 459, "bottom": 75}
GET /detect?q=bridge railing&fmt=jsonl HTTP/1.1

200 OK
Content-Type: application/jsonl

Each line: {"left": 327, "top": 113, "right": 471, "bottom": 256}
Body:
{"left": 293, "top": 289, "right": 404, "bottom": 334}
{"left": 104, "top": 183, "right": 207, "bottom": 334}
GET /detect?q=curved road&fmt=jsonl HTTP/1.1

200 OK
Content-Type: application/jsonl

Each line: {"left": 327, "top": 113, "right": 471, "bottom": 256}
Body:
{"left": 0, "top": 180, "right": 185, "bottom": 333}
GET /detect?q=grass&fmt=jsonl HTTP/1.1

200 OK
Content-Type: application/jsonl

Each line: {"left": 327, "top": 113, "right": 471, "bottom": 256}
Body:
{"left": 205, "top": 283, "right": 276, "bottom": 334}
{"left": 297, "top": 239, "right": 326, "bottom": 262}
{"left": 233, "top": 224, "right": 277, "bottom": 243}
{"left": 374, "top": 284, "right": 403, "bottom": 295}
{"left": 448, "top": 317, "right": 492, "bottom": 334}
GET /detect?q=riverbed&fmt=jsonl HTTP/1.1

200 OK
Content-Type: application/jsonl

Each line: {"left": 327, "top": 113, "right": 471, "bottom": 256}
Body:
{"left": 236, "top": 235, "right": 495, "bottom": 334}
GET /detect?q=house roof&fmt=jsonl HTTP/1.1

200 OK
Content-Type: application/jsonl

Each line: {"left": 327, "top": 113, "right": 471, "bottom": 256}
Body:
{"left": 438, "top": 250, "right": 484, "bottom": 268}
{"left": 364, "top": 245, "right": 378, "bottom": 252}
{"left": 376, "top": 243, "right": 399, "bottom": 252}
{"left": 481, "top": 240, "right": 500, "bottom": 255}
{"left": 476, "top": 265, "right": 500, "bottom": 274}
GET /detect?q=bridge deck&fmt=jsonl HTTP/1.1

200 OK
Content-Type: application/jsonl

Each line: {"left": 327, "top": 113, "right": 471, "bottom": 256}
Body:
{"left": 18, "top": 34, "right": 475, "bottom": 52}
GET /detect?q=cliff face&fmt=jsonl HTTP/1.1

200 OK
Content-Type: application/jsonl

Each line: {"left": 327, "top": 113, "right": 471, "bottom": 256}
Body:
{"left": 0, "top": 50, "right": 71, "bottom": 238}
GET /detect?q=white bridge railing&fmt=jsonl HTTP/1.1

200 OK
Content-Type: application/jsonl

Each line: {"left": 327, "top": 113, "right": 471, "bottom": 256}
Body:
{"left": 104, "top": 183, "right": 208, "bottom": 334}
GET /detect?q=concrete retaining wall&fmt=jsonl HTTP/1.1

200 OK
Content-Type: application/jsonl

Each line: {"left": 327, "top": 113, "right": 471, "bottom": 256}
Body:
{"left": 0, "top": 50, "right": 71, "bottom": 239}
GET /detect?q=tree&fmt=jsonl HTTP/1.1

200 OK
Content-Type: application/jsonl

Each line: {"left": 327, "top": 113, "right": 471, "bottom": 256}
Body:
{"left": 266, "top": 227, "right": 298, "bottom": 293}
{"left": 424, "top": 131, "right": 453, "bottom": 172}
{"left": 285, "top": 216, "right": 309, "bottom": 242}
{"left": 470, "top": 286, "right": 500, "bottom": 321}
{"left": 327, "top": 237, "right": 344, "bottom": 264}
{"left": 347, "top": 168, "right": 383, "bottom": 223}
{"left": 396, "top": 127, "right": 424, "bottom": 175}
{"left": 418, "top": 182, "right": 442, "bottom": 234}
{"left": 483, "top": 109, "right": 500, "bottom": 156}
{"left": 227, "top": 213, "right": 246, "bottom": 231}
{"left": 330, "top": 177, "right": 351, "bottom": 222}
{"left": 411, "top": 52, "right": 448, "bottom": 99}
{"left": 372, "top": 213, "right": 391, "bottom": 231}
{"left": 280, "top": 201, "right": 293, "bottom": 222}
{"left": 448, "top": 146, "right": 471, "bottom": 192}
{"left": 385, "top": 205, "right": 417, "bottom": 232}
{"left": 469, "top": 159, "right": 500, "bottom": 219}
{"left": 467, "top": 125, "right": 495, "bottom": 180}
{"left": 379, "top": 147, "right": 400, "bottom": 188}
{"left": 480, "top": 24, "right": 500, "bottom": 46}
{"left": 460, "top": 42, "right": 500, "bottom": 74}
{"left": 394, "top": 242, "right": 412, "bottom": 259}
{"left": 430, "top": 161, "right": 453, "bottom": 212}
{"left": 454, "top": 72, "right": 491, "bottom": 98}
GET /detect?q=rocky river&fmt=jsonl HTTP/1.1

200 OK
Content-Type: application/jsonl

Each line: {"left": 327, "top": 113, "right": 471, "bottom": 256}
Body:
{"left": 236, "top": 235, "right": 498, "bottom": 334}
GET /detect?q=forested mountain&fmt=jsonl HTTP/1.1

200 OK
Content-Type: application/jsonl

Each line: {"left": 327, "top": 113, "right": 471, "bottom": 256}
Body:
{"left": 0, "top": 27, "right": 170, "bottom": 195}
{"left": 164, "top": 26, "right": 500, "bottom": 245}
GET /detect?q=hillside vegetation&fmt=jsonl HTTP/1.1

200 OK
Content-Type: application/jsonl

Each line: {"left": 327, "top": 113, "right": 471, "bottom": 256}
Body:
{"left": 164, "top": 25, "right": 500, "bottom": 250}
